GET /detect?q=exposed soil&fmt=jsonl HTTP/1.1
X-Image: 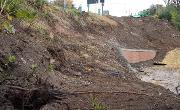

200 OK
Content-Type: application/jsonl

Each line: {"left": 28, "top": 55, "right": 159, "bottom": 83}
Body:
{"left": 0, "top": 10, "right": 180, "bottom": 110}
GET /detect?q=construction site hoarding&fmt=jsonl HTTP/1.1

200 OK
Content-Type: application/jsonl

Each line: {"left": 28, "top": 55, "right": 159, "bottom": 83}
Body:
{"left": 100, "top": 0, "right": 104, "bottom": 3}
{"left": 87, "top": 0, "right": 98, "bottom": 4}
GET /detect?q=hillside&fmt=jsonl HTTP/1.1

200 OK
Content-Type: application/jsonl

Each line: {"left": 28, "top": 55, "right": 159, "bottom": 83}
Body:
{"left": 0, "top": 3, "right": 180, "bottom": 110}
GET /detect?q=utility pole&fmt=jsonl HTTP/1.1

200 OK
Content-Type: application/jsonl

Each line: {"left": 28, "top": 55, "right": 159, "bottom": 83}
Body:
{"left": 100, "top": 0, "right": 104, "bottom": 15}
{"left": 88, "top": 4, "right": 90, "bottom": 12}
{"left": 64, "top": 0, "right": 66, "bottom": 10}
{"left": 102, "top": 2, "right": 104, "bottom": 15}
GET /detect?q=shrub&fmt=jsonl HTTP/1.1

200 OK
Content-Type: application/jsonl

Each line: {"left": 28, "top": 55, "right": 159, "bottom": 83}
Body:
{"left": 47, "top": 64, "right": 53, "bottom": 72}
{"left": 34, "top": 0, "right": 48, "bottom": 9}
{"left": 16, "top": 8, "right": 36, "bottom": 21}
{"left": 1, "top": 21, "right": 15, "bottom": 33}
{"left": 158, "top": 9, "right": 172, "bottom": 21}
{"left": 91, "top": 98, "right": 105, "bottom": 110}
{"left": 174, "top": 13, "right": 180, "bottom": 30}
{"left": 149, "top": 5, "right": 157, "bottom": 15}
{"left": 0, "top": 0, "right": 22, "bottom": 16}
{"left": 136, "top": 5, "right": 164, "bottom": 17}
{"left": 66, "top": 7, "right": 81, "bottom": 17}
{"left": 166, "top": 5, "right": 177, "bottom": 21}
{"left": 149, "top": 5, "right": 164, "bottom": 16}
{"left": 157, "top": 5, "right": 180, "bottom": 30}
{"left": 8, "top": 55, "right": 16, "bottom": 63}
{"left": 31, "top": 64, "right": 38, "bottom": 72}
{"left": 170, "top": 9, "right": 178, "bottom": 23}
{"left": 175, "top": 22, "right": 180, "bottom": 30}
{"left": 0, "top": 0, "right": 37, "bottom": 33}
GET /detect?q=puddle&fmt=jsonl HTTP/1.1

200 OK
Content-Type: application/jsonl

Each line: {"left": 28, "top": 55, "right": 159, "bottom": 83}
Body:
{"left": 137, "top": 66, "right": 180, "bottom": 94}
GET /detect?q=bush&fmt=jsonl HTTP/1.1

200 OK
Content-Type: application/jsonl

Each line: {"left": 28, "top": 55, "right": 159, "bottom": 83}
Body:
{"left": 16, "top": 8, "right": 36, "bottom": 21}
{"left": 0, "top": 0, "right": 22, "bottom": 16}
{"left": 66, "top": 7, "right": 81, "bottom": 17}
{"left": 158, "top": 9, "right": 172, "bottom": 21}
{"left": 34, "top": 0, "right": 48, "bottom": 9}
{"left": 136, "top": 5, "right": 164, "bottom": 18}
{"left": 157, "top": 5, "right": 180, "bottom": 30}
{"left": 174, "top": 13, "right": 180, "bottom": 30}
{"left": 175, "top": 22, "right": 180, "bottom": 30}
{"left": 8, "top": 55, "right": 16, "bottom": 63}
{"left": 0, "top": 0, "right": 37, "bottom": 33}
{"left": 1, "top": 21, "right": 15, "bottom": 33}
{"left": 0, "top": 0, "right": 36, "bottom": 19}
{"left": 149, "top": 5, "right": 157, "bottom": 15}
{"left": 92, "top": 98, "right": 105, "bottom": 110}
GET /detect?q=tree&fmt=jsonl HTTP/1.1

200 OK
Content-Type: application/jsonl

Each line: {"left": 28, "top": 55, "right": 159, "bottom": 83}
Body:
{"left": 172, "top": 0, "right": 180, "bottom": 8}
{"left": 164, "top": 0, "right": 180, "bottom": 7}
{"left": 163, "top": 0, "right": 172, "bottom": 6}
{"left": 163, "top": 0, "right": 171, "bottom": 6}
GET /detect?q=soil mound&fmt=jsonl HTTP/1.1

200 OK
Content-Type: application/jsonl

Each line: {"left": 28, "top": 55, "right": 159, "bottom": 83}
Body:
{"left": 0, "top": 7, "right": 180, "bottom": 109}
{"left": 163, "top": 48, "right": 180, "bottom": 68}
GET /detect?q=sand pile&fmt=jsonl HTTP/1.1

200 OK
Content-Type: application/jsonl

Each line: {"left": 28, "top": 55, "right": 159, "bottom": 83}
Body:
{"left": 162, "top": 48, "right": 180, "bottom": 68}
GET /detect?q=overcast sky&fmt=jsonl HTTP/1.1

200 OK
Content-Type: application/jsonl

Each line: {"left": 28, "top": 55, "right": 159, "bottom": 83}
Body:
{"left": 72, "top": 0, "right": 165, "bottom": 16}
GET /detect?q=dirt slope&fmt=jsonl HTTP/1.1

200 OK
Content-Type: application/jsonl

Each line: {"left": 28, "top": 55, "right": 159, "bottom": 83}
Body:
{"left": 0, "top": 9, "right": 180, "bottom": 110}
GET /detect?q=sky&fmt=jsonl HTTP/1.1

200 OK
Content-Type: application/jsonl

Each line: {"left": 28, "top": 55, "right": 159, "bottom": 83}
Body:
{"left": 48, "top": 0, "right": 165, "bottom": 17}
{"left": 72, "top": 0, "right": 165, "bottom": 17}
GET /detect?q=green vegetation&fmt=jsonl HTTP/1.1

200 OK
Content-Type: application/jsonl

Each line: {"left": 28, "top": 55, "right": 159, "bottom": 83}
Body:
{"left": 0, "top": 0, "right": 46, "bottom": 33}
{"left": 92, "top": 98, "right": 105, "bottom": 110}
{"left": 137, "top": 4, "right": 180, "bottom": 31}
{"left": 157, "top": 5, "right": 180, "bottom": 30}
{"left": 16, "top": 8, "right": 36, "bottom": 21}
{"left": 31, "top": 64, "right": 38, "bottom": 72}
{"left": 0, "top": 0, "right": 22, "bottom": 15}
{"left": 7, "top": 55, "right": 16, "bottom": 63}
{"left": 158, "top": 8, "right": 172, "bottom": 21}
{"left": 66, "top": 7, "right": 81, "bottom": 18}
{"left": 2, "top": 21, "right": 15, "bottom": 33}
{"left": 34, "top": 0, "right": 48, "bottom": 9}
{"left": 47, "top": 63, "right": 53, "bottom": 72}
{"left": 136, "top": 5, "right": 163, "bottom": 17}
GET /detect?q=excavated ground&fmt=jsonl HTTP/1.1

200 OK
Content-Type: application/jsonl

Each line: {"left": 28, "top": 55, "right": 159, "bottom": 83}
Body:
{"left": 0, "top": 10, "right": 180, "bottom": 110}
